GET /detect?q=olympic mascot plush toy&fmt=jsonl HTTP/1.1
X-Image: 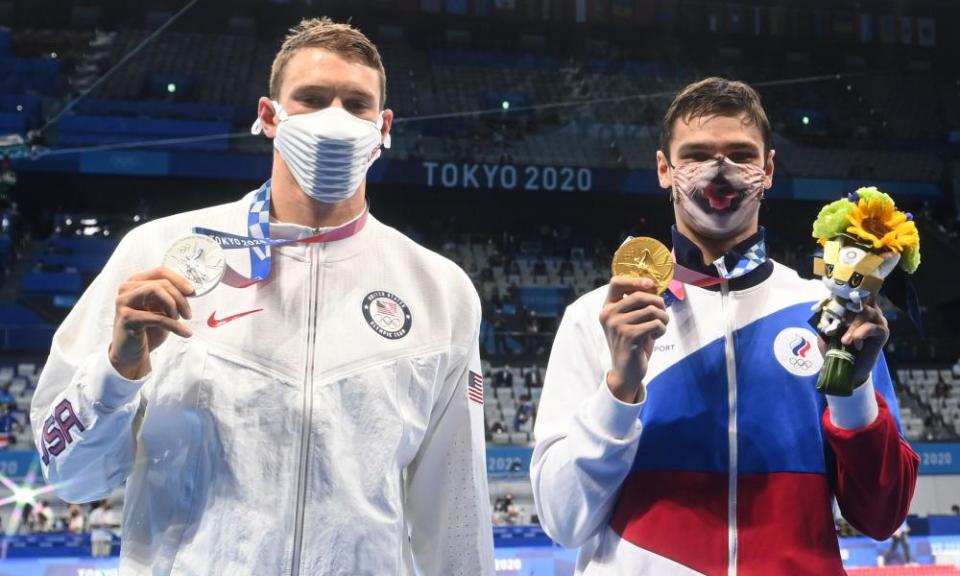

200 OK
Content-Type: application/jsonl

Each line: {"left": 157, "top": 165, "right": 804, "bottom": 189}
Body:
{"left": 811, "top": 187, "right": 921, "bottom": 396}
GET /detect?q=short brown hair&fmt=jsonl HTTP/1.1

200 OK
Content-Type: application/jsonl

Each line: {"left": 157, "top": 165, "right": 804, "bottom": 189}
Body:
{"left": 660, "top": 77, "right": 770, "bottom": 159}
{"left": 269, "top": 17, "right": 387, "bottom": 108}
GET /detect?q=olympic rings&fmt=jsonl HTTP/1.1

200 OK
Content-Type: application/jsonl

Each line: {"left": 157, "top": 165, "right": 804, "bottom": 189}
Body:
{"left": 375, "top": 314, "right": 402, "bottom": 329}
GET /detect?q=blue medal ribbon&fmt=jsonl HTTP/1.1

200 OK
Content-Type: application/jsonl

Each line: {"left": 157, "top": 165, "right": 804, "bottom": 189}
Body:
{"left": 190, "top": 180, "right": 368, "bottom": 286}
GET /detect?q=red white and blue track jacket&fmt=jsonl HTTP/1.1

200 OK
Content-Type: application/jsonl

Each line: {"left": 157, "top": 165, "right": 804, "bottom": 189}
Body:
{"left": 532, "top": 228, "right": 919, "bottom": 576}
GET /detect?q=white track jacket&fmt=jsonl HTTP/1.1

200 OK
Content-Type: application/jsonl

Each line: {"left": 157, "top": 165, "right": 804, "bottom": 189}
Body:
{"left": 30, "top": 190, "right": 495, "bottom": 576}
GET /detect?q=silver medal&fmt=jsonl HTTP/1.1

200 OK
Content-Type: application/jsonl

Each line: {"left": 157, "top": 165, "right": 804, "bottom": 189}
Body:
{"left": 162, "top": 235, "right": 226, "bottom": 297}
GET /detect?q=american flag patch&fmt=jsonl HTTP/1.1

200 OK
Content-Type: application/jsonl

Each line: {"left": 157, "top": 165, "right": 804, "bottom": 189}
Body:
{"left": 376, "top": 299, "right": 400, "bottom": 318}
{"left": 468, "top": 371, "right": 484, "bottom": 405}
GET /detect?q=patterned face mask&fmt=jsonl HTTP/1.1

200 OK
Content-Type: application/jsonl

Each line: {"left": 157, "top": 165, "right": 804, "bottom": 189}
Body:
{"left": 671, "top": 155, "right": 768, "bottom": 239}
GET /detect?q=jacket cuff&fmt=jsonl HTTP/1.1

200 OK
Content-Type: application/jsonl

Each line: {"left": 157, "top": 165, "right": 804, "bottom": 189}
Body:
{"left": 826, "top": 375, "right": 879, "bottom": 430}
{"left": 583, "top": 374, "right": 645, "bottom": 439}
{"left": 84, "top": 349, "right": 149, "bottom": 411}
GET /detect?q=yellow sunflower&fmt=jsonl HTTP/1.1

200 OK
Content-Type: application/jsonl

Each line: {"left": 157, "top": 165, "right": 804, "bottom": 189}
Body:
{"left": 845, "top": 193, "right": 919, "bottom": 253}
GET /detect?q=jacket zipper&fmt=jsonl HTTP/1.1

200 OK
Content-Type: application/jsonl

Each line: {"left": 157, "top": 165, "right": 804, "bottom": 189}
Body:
{"left": 720, "top": 283, "right": 739, "bottom": 576}
{"left": 291, "top": 242, "right": 321, "bottom": 575}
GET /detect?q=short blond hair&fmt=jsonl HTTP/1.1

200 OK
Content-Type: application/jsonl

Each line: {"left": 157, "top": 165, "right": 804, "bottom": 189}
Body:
{"left": 269, "top": 17, "right": 387, "bottom": 108}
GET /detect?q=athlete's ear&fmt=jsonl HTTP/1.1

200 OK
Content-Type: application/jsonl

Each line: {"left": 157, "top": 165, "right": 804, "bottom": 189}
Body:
{"left": 657, "top": 150, "right": 672, "bottom": 190}
{"left": 380, "top": 109, "right": 393, "bottom": 149}
{"left": 254, "top": 97, "right": 280, "bottom": 139}
{"left": 763, "top": 149, "right": 775, "bottom": 189}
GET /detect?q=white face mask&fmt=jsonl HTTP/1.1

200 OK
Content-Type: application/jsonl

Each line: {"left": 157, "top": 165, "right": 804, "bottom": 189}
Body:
{"left": 252, "top": 101, "right": 391, "bottom": 203}
{"left": 671, "top": 155, "right": 768, "bottom": 239}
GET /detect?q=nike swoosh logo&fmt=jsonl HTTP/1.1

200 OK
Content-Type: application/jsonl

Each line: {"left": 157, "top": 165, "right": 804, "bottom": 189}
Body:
{"left": 207, "top": 308, "right": 264, "bottom": 328}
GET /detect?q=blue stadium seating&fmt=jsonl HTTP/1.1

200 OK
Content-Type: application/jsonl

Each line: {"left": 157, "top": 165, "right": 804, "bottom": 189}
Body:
{"left": 20, "top": 272, "right": 83, "bottom": 295}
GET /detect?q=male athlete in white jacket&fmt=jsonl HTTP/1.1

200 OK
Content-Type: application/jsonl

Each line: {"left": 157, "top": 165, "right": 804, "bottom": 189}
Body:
{"left": 31, "top": 18, "right": 494, "bottom": 575}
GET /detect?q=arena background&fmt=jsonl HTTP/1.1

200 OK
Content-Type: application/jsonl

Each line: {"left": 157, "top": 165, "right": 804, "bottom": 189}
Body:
{"left": 0, "top": 0, "right": 957, "bottom": 574}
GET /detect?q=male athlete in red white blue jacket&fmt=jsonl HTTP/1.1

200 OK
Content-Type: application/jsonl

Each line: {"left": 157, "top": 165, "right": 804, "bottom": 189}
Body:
{"left": 532, "top": 78, "right": 919, "bottom": 575}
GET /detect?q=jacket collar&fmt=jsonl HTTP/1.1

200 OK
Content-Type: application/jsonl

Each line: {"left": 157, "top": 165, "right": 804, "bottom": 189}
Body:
{"left": 670, "top": 226, "right": 773, "bottom": 291}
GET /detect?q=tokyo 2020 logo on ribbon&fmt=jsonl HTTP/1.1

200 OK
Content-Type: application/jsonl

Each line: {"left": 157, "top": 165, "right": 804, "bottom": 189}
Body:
{"left": 362, "top": 291, "right": 412, "bottom": 340}
{"left": 773, "top": 327, "right": 824, "bottom": 377}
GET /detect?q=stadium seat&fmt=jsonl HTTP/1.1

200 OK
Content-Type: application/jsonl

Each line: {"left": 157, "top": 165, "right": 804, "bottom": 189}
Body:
{"left": 501, "top": 406, "right": 517, "bottom": 423}
{"left": 509, "top": 431, "right": 529, "bottom": 444}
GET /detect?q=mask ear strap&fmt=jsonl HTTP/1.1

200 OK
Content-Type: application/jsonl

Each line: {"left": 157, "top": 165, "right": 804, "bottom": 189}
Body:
{"left": 250, "top": 101, "right": 286, "bottom": 136}
{"left": 250, "top": 118, "right": 263, "bottom": 135}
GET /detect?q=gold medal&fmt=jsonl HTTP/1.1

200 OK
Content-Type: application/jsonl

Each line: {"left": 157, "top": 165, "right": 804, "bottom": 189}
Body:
{"left": 611, "top": 237, "right": 674, "bottom": 295}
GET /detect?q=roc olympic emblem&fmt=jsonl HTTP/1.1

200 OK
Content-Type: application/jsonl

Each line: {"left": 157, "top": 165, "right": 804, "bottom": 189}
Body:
{"left": 362, "top": 291, "right": 412, "bottom": 340}
{"left": 773, "top": 327, "right": 824, "bottom": 377}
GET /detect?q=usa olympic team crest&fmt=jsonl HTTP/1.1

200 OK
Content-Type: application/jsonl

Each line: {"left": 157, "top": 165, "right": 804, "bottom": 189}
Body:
{"left": 363, "top": 291, "right": 412, "bottom": 340}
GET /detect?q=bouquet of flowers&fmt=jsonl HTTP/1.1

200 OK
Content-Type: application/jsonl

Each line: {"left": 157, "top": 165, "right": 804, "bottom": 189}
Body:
{"left": 811, "top": 187, "right": 921, "bottom": 396}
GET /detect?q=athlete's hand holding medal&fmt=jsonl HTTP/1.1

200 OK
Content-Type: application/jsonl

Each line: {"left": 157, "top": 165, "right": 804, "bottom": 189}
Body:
{"left": 108, "top": 236, "right": 227, "bottom": 379}
{"left": 601, "top": 237, "right": 674, "bottom": 404}
{"left": 109, "top": 266, "right": 196, "bottom": 381}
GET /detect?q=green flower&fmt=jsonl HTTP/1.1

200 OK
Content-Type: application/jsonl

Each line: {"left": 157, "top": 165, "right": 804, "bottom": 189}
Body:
{"left": 901, "top": 244, "right": 921, "bottom": 274}
{"left": 852, "top": 186, "right": 894, "bottom": 211}
{"left": 812, "top": 198, "right": 855, "bottom": 241}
